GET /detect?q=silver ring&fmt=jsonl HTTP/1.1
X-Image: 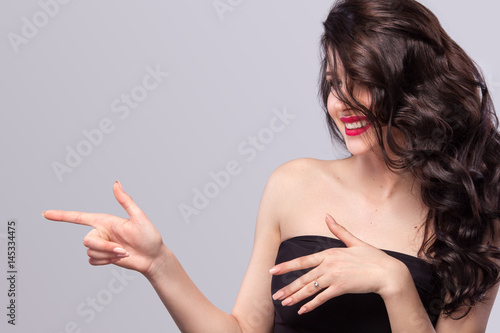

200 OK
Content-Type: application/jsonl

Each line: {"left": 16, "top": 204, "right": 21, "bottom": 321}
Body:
{"left": 313, "top": 280, "right": 321, "bottom": 289}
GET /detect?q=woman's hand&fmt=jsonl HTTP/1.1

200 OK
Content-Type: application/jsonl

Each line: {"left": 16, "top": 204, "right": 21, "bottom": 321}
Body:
{"left": 42, "top": 181, "right": 166, "bottom": 277}
{"left": 270, "top": 214, "right": 409, "bottom": 315}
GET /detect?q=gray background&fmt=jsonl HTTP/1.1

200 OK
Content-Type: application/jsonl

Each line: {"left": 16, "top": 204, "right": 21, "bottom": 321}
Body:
{"left": 1, "top": 0, "right": 499, "bottom": 332}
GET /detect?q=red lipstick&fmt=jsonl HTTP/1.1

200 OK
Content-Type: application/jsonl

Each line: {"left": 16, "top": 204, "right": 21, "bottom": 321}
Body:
{"left": 340, "top": 116, "right": 371, "bottom": 136}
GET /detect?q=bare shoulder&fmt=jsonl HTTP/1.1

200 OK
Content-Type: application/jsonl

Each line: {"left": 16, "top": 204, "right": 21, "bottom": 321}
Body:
{"left": 269, "top": 157, "right": 342, "bottom": 186}
{"left": 268, "top": 157, "right": 348, "bottom": 199}
{"left": 248, "top": 158, "right": 337, "bottom": 255}
{"left": 263, "top": 158, "right": 346, "bottom": 237}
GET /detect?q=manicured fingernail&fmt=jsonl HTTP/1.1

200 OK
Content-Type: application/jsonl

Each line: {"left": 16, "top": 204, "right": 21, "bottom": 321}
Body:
{"left": 325, "top": 213, "right": 336, "bottom": 224}
{"left": 113, "top": 247, "right": 128, "bottom": 255}
{"left": 272, "top": 290, "right": 284, "bottom": 300}
{"left": 42, "top": 211, "right": 46, "bottom": 218}
{"left": 269, "top": 267, "right": 280, "bottom": 274}
{"left": 115, "top": 180, "right": 123, "bottom": 191}
{"left": 298, "top": 306, "right": 306, "bottom": 315}
{"left": 282, "top": 297, "right": 292, "bottom": 306}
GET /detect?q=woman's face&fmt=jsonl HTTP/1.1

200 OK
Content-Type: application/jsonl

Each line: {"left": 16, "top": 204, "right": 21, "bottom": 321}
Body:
{"left": 326, "top": 59, "right": 378, "bottom": 156}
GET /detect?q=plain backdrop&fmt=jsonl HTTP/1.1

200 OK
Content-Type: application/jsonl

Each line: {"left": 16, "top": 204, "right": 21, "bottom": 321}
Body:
{"left": 1, "top": 0, "right": 499, "bottom": 332}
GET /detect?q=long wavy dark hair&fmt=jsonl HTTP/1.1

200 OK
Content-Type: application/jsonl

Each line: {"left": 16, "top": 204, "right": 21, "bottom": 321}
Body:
{"left": 319, "top": 0, "right": 500, "bottom": 316}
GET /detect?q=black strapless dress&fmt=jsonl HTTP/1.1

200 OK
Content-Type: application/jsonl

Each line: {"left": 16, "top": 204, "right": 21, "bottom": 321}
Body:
{"left": 271, "top": 236, "right": 443, "bottom": 332}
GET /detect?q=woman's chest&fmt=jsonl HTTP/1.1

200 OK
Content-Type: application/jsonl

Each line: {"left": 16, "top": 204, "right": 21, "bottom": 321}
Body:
{"left": 279, "top": 184, "right": 430, "bottom": 259}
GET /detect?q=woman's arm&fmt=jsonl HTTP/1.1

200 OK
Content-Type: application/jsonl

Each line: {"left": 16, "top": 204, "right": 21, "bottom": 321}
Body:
{"left": 434, "top": 283, "right": 499, "bottom": 333}
{"left": 145, "top": 167, "right": 283, "bottom": 332}
{"left": 380, "top": 262, "right": 437, "bottom": 332}
{"left": 142, "top": 245, "right": 242, "bottom": 332}
{"left": 383, "top": 257, "right": 499, "bottom": 333}
{"left": 379, "top": 264, "right": 499, "bottom": 333}
{"left": 44, "top": 169, "right": 284, "bottom": 332}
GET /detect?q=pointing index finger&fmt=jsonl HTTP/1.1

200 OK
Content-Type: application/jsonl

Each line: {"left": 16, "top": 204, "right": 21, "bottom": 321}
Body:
{"left": 42, "top": 210, "right": 96, "bottom": 227}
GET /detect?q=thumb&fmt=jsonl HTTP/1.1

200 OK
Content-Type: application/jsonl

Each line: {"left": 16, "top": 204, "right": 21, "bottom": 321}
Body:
{"left": 113, "top": 181, "right": 145, "bottom": 220}
{"left": 325, "top": 213, "right": 363, "bottom": 247}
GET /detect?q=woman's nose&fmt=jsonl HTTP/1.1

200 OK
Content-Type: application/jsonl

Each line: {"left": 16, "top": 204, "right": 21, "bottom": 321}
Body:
{"left": 329, "top": 94, "right": 345, "bottom": 114}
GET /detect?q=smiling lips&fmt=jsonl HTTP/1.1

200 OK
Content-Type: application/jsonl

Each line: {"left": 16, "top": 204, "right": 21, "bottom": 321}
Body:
{"left": 339, "top": 115, "right": 371, "bottom": 136}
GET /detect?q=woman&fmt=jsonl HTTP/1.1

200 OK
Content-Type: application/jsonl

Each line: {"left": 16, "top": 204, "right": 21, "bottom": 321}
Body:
{"left": 43, "top": 0, "right": 500, "bottom": 331}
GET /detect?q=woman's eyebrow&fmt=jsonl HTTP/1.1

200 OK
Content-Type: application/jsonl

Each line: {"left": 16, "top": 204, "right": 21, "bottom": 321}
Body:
{"left": 326, "top": 70, "right": 345, "bottom": 77}
{"left": 325, "top": 71, "right": 344, "bottom": 81}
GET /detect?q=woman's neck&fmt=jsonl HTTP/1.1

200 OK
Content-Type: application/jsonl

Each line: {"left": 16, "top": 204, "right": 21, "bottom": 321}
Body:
{"left": 344, "top": 153, "right": 418, "bottom": 204}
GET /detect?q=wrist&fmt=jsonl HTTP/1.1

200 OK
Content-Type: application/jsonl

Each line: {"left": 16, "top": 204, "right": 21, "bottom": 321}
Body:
{"left": 143, "top": 244, "right": 174, "bottom": 282}
{"left": 378, "top": 259, "right": 413, "bottom": 301}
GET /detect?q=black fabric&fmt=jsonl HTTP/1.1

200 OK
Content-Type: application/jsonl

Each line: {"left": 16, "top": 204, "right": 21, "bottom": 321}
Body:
{"left": 271, "top": 235, "right": 443, "bottom": 332}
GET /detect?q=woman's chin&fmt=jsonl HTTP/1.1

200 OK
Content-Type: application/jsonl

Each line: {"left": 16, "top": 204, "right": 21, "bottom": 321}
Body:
{"left": 345, "top": 140, "right": 373, "bottom": 156}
